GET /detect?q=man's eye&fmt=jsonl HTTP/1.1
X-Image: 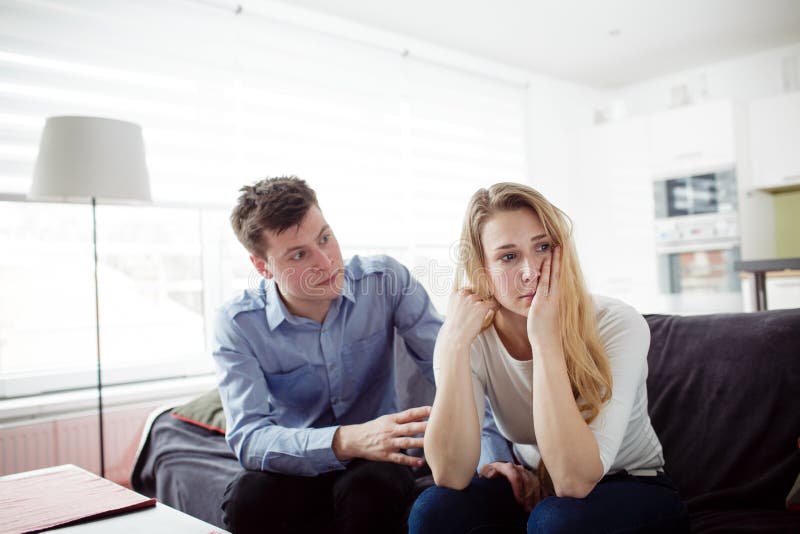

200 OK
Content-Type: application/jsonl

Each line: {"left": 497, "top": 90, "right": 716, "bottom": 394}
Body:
{"left": 320, "top": 234, "right": 330, "bottom": 245}
{"left": 500, "top": 253, "right": 516, "bottom": 262}
{"left": 292, "top": 251, "right": 305, "bottom": 260}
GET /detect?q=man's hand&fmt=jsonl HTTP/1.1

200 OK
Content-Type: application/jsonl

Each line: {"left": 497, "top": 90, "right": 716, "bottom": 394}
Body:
{"left": 332, "top": 406, "right": 431, "bottom": 467}
{"left": 480, "top": 462, "right": 545, "bottom": 513}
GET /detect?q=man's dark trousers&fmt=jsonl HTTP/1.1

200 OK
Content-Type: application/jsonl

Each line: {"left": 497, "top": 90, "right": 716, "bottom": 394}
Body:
{"left": 222, "top": 459, "right": 416, "bottom": 534}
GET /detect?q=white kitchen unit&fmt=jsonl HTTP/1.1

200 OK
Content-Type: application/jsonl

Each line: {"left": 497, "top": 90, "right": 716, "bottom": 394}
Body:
{"left": 649, "top": 101, "right": 736, "bottom": 177}
{"left": 573, "top": 99, "right": 752, "bottom": 315}
{"left": 748, "top": 92, "right": 800, "bottom": 191}
{"left": 741, "top": 272, "right": 800, "bottom": 311}
{"left": 573, "top": 116, "right": 661, "bottom": 313}
{"left": 648, "top": 101, "right": 744, "bottom": 314}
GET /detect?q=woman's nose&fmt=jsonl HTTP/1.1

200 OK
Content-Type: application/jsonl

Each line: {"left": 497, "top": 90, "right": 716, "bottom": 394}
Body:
{"left": 520, "top": 260, "right": 538, "bottom": 283}
{"left": 521, "top": 263, "right": 532, "bottom": 283}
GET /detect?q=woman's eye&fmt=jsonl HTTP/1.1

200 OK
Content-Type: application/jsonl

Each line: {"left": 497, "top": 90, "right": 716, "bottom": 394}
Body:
{"left": 536, "top": 243, "right": 551, "bottom": 253}
{"left": 500, "top": 253, "right": 516, "bottom": 262}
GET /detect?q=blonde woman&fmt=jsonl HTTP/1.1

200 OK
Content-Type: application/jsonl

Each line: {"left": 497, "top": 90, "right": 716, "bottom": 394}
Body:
{"left": 409, "top": 183, "right": 688, "bottom": 533}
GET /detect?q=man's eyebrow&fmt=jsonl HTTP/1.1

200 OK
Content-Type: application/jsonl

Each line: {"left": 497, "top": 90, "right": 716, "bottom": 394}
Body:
{"left": 283, "top": 225, "right": 330, "bottom": 256}
{"left": 493, "top": 233, "right": 547, "bottom": 251}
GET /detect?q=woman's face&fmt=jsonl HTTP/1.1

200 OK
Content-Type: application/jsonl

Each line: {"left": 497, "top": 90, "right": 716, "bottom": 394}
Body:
{"left": 480, "top": 208, "right": 553, "bottom": 318}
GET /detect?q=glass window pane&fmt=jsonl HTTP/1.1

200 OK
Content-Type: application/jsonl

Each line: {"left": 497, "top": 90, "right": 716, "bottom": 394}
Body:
{"left": 0, "top": 201, "right": 211, "bottom": 397}
{"left": 95, "top": 204, "right": 208, "bottom": 381}
{"left": 0, "top": 201, "right": 95, "bottom": 381}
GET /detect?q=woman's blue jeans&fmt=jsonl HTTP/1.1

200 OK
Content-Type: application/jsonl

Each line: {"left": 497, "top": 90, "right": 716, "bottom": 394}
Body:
{"left": 408, "top": 470, "right": 689, "bottom": 534}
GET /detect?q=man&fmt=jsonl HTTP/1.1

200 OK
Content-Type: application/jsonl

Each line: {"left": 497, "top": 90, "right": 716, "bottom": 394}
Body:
{"left": 214, "top": 176, "right": 510, "bottom": 534}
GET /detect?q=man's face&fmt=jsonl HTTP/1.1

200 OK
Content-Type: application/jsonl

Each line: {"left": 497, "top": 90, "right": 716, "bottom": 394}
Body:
{"left": 250, "top": 205, "right": 345, "bottom": 313}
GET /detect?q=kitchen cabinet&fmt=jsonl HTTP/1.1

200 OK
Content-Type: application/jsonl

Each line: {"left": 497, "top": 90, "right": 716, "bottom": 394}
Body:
{"left": 741, "top": 272, "right": 800, "bottom": 311}
{"left": 767, "top": 274, "right": 800, "bottom": 309}
{"left": 736, "top": 258, "right": 800, "bottom": 311}
{"left": 573, "top": 117, "right": 660, "bottom": 312}
{"left": 749, "top": 92, "right": 800, "bottom": 191}
{"left": 649, "top": 101, "right": 736, "bottom": 177}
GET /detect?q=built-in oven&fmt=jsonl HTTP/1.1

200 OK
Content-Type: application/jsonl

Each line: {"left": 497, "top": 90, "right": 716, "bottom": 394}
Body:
{"left": 653, "top": 168, "right": 742, "bottom": 312}
{"left": 656, "top": 232, "right": 740, "bottom": 295}
{"left": 653, "top": 169, "right": 737, "bottom": 218}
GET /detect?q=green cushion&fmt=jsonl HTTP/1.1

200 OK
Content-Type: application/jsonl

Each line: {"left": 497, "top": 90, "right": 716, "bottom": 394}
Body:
{"left": 170, "top": 388, "right": 226, "bottom": 434}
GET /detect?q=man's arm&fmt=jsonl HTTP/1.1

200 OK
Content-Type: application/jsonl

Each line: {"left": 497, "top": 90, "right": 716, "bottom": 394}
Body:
{"left": 386, "top": 256, "right": 441, "bottom": 385}
{"left": 479, "top": 403, "right": 514, "bottom": 470}
{"left": 213, "top": 310, "right": 346, "bottom": 476}
{"left": 214, "top": 307, "right": 429, "bottom": 474}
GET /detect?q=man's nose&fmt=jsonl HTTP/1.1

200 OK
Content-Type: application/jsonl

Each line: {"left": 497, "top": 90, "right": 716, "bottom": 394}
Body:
{"left": 312, "top": 247, "right": 334, "bottom": 269}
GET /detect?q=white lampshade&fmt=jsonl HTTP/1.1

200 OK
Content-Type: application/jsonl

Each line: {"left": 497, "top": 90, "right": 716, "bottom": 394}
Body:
{"left": 30, "top": 116, "right": 151, "bottom": 202}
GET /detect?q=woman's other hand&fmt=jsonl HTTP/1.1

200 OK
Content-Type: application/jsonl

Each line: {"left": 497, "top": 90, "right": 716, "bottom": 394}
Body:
{"left": 440, "top": 289, "right": 497, "bottom": 347}
{"left": 480, "top": 461, "right": 545, "bottom": 513}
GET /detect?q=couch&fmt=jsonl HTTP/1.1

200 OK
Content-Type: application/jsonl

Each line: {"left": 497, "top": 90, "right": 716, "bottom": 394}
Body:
{"left": 131, "top": 308, "right": 800, "bottom": 532}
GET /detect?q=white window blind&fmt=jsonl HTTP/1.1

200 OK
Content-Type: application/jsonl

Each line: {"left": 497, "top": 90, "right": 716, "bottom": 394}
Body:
{"left": 0, "top": 0, "right": 528, "bottom": 396}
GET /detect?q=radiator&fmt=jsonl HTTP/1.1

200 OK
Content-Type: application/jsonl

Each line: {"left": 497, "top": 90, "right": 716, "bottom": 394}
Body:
{"left": 0, "top": 405, "right": 154, "bottom": 485}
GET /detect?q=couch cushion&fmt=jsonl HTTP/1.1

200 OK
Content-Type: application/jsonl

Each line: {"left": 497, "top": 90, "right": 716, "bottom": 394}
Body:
{"left": 644, "top": 309, "right": 800, "bottom": 506}
{"left": 170, "top": 389, "right": 225, "bottom": 434}
{"left": 689, "top": 507, "right": 800, "bottom": 533}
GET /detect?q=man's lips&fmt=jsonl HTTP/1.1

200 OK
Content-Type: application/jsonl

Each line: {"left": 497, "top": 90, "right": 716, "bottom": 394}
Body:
{"left": 314, "top": 271, "right": 341, "bottom": 287}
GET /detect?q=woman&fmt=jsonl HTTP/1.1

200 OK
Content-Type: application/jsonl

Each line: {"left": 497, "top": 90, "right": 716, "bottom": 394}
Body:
{"left": 409, "top": 183, "right": 688, "bottom": 533}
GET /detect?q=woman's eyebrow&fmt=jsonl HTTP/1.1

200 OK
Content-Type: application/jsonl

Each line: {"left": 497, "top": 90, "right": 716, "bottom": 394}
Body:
{"left": 493, "top": 233, "right": 547, "bottom": 251}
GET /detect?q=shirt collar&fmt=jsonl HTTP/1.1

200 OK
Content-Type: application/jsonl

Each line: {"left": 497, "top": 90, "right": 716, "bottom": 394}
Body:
{"left": 264, "top": 279, "right": 293, "bottom": 330}
{"left": 340, "top": 273, "right": 355, "bottom": 303}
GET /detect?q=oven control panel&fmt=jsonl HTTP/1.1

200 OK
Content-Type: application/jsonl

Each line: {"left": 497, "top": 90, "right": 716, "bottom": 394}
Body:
{"left": 654, "top": 212, "right": 740, "bottom": 251}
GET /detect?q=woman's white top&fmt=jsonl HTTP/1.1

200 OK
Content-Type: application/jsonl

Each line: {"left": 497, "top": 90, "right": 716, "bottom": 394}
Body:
{"left": 433, "top": 295, "right": 665, "bottom": 475}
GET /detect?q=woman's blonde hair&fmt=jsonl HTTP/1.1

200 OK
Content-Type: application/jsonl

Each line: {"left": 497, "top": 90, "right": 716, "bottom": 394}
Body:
{"left": 455, "top": 182, "right": 612, "bottom": 490}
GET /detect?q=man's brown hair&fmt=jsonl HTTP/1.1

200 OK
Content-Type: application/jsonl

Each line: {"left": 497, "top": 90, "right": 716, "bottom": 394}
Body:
{"left": 230, "top": 176, "right": 319, "bottom": 257}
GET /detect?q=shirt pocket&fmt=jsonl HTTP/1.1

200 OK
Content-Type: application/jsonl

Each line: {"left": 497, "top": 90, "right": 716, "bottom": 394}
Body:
{"left": 342, "top": 329, "right": 386, "bottom": 356}
{"left": 264, "top": 363, "right": 324, "bottom": 410}
{"left": 342, "top": 329, "right": 391, "bottom": 387}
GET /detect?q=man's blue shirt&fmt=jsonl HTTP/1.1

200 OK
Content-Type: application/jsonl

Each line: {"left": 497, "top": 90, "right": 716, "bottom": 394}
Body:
{"left": 213, "top": 254, "right": 510, "bottom": 476}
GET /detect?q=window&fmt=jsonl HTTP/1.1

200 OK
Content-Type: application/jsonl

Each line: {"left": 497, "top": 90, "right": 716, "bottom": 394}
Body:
{"left": 0, "top": 0, "right": 527, "bottom": 397}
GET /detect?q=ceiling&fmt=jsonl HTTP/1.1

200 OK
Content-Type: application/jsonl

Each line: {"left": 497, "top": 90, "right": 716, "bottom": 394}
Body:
{"left": 283, "top": 0, "right": 800, "bottom": 88}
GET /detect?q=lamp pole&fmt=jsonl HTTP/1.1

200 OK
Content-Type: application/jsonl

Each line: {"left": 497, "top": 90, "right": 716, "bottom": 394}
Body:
{"left": 91, "top": 196, "right": 106, "bottom": 478}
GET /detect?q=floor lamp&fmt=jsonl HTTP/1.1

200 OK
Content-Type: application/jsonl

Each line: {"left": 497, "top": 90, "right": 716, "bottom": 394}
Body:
{"left": 29, "top": 116, "right": 152, "bottom": 478}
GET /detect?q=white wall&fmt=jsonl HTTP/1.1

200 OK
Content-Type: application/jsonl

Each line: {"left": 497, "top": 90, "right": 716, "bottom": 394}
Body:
{"left": 524, "top": 75, "right": 600, "bottom": 213}
{"left": 607, "top": 43, "right": 800, "bottom": 115}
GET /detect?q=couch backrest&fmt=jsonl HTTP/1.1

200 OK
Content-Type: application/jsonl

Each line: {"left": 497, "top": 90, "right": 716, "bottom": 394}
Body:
{"left": 645, "top": 309, "right": 800, "bottom": 500}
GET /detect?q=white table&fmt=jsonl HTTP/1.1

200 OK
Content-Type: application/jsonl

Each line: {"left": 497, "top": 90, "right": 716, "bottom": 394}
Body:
{"left": 54, "top": 502, "right": 229, "bottom": 533}
{"left": 0, "top": 465, "right": 229, "bottom": 534}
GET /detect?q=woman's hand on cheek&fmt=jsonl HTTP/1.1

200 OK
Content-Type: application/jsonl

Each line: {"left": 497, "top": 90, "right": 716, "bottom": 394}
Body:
{"left": 440, "top": 289, "right": 497, "bottom": 347}
{"left": 527, "top": 245, "right": 562, "bottom": 353}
